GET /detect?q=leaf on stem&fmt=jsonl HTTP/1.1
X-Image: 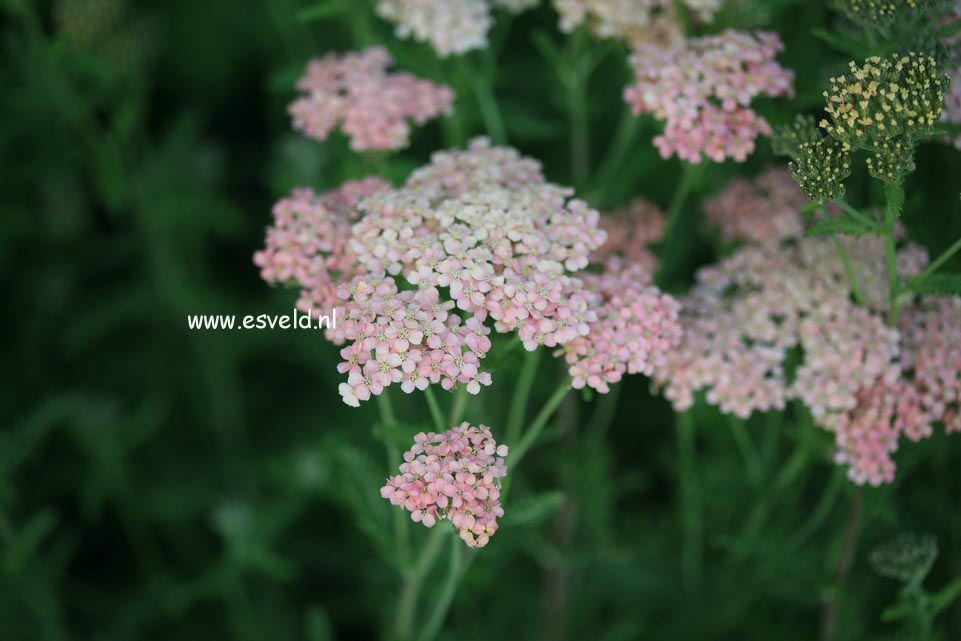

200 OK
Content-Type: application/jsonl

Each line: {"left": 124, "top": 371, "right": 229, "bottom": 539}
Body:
{"left": 804, "top": 217, "right": 875, "bottom": 238}
{"left": 910, "top": 273, "right": 961, "bottom": 295}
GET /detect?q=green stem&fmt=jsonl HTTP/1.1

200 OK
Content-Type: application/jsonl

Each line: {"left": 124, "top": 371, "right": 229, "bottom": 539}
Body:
{"left": 467, "top": 72, "right": 506, "bottom": 144}
{"left": 589, "top": 107, "right": 640, "bottom": 202}
{"left": 820, "top": 488, "right": 865, "bottom": 641}
{"left": 417, "top": 538, "right": 468, "bottom": 641}
{"left": 659, "top": 163, "right": 702, "bottom": 286}
{"left": 882, "top": 183, "right": 905, "bottom": 325}
{"left": 565, "top": 31, "right": 591, "bottom": 186}
{"left": 909, "top": 234, "right": 961, "bottom": 291}
{"left": 511, "top": 383, "right": 571, "bottom": 467}
{"left": 395, "top": 526, "right": 447, "bottom": 641}
{"left": 506, "top": 350, "right": 541, "bottom": 447}
{"left": 832, "top": 236, "right": 868, "bottom": 307}
{"left": 377, "top": 393, "right": 397, "bottom": 429}
{"left": 789, "top": 467, "right": 844, "bottom": 549}
{"left": 448, "top": 386, "right": 469, "bottom": 425}
{"left": 377, "top": 392, "right": 411, "bottom": 568}
{"left": 835, "top": 199, "right": 880, "bottom": 231}
{"left": 423, "top": 388, "right": 448, "bottom": 433}
{"left": 726, "top": 415, "right": 764, "bottom": 486}
{"left": 677, "top": 410, "right": 702, "bottom": 588}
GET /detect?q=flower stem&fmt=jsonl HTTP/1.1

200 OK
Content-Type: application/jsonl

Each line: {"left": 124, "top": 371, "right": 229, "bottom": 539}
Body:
{"left": 417, "top": 537, "right": 468, "bottom": 641}
{"left": 819, "top": 488, "right": 864, "bottom": 641}
{"left": 511, "top": 382, "right": 571, "bottom": 468}
{"left": 506, "top": 349, "right": 541, "bottom": 447}
{"left": 395, "top": 525, "right": 447, "bottom": 641}
{"left": 835, "top": 199, "right": 880, "bottom": 231}
{"left": 423, "top": 388, "right": 448, "bottom": 433}
{"left": 909, "top": 234, "right": 961, "bottom": 291}
{"left": 832, "top": 236, "right": 868, "bottom": 307}
{"left": 676, "top": 410, "right": 702, "bottom": 588}
{"left": 467, "top": 71, "right": 506, "bottom": 144}
{"left": 448, "top": 386, "right": 469, "bottom": 425}
{"left": 659, "top": 163, "right": 703, "bottom": 286}
{"left": 726, "top": 415, "right": 764, "bottom": 486}
{"left": 882, "top": 182, "right": 905, "bottom": 325}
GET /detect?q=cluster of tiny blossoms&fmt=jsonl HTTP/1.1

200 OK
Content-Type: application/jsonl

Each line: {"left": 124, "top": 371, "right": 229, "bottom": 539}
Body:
{"left": 288, "top": 47, "right": 453, "bottom": 151}
{"left": 552, "top": 0, "right": 720, "bottom": 46}
{"left": 558, "top": 258, "right": 682, "bottom": 393}
{"left": 376, "top": 0, "right": 535, "bottom": 57}
{"left": 595, "top": 197, "right": 666, "bottom": 273}
{"left": 335, "top": 275, "right": 493, "bottom": 406}
{"left": 820, "top": 53, "right": 948, "bottom": 182}
{"left": 624, "top": 30, "right": 794, "bottom": 163}
{"left": 381, "top": 423, "right": 508, "bottom": 548}
{"left": 254, "top": 178, "right": 391, "bottom": 314}
{"left": 654, "top": 165, "right": 960, "bottom": 483}
{"left": 350, "top": 139, "right": 608, "bottom": 355}
{"left": 702, "top": 167, "right": 807, "bottom": 246}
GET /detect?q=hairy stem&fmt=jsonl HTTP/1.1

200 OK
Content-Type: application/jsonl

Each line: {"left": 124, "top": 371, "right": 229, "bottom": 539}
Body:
{"left": 726, "top": 415, "right": 764, "bottom": 486}
{"left": 910, "top": 234, "right": 961, "bottom": 291}
{"left": 832, "top": 236, "right": 868, "bottom": 307}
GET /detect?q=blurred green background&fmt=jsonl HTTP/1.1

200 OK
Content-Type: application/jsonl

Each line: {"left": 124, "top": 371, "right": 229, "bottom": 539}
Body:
{"left": 2, "top": 0, "right": 960, "bottom": 640}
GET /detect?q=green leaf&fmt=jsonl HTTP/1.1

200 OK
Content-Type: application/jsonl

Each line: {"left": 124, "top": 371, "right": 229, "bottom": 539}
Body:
{"left": 501, "top": 491, "right": 565, "bottom": 527}
{"left": 297, "top": 1, "right": 347, "bottom": 22}
{"left": 804, "top": 217, "right": 875, "bottom": 238}
{"left": 931, "top": 575, "right": 961, "bottom": 614}
{"left": 910, "top": 273, "right": 961, "bottom": 295}
{"left": 880, "top": 598, "right": 914, "bottom": 622}
{"left": 811, "top": 28, "right": 865, "bottom": 57}
{"left": 801, "top": 201, "right": 821, "bottom": 219}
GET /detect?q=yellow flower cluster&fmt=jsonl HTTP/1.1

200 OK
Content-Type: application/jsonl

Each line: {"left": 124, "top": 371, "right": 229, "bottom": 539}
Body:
{"left": 821, "top": 53, "right": 947, "bottom": 150}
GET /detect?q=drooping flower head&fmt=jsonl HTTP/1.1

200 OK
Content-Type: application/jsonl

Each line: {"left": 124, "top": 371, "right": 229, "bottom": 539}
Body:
{"left": 289, "top": 47, "right": 454, "bottom": 151}
{"left": 624, "top": 30, "right": 795, "bottom": 163}
{"left": 381, "top": 423, "right": 509, "bottom": 548}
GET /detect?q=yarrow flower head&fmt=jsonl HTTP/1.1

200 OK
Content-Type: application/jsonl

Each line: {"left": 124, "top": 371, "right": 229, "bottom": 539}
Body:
{"left": 258, "top": 139, "right": 683, "bottom": 407}
{"left": 288, "top": 47, "right": 454, "bottom": 151}
{"left": 787, "top": 132, "right": 852, "bottom": 203}
{"left": 381, "top": 423, "right": 508, "bottom": 548}
{"left": 624, "top": 30, "right": 795, "bottom": 163}
{"left": 819, "top": 52, "right": 949, "bottom": 182}
{"left": 376, "top": 0, "right": 535, "bottom": 57}
{"left": 594, "top": 197, "right": 667, "bottom": 273}
{"left": 552, "top": 0, "right": 720, "bottom": 46}
{"left": 254, "top": 178, "right": 392, "bottom": 313}
{"left": 703, "top": 167, "right": 808, "bottom": 246}
{"left": 558, "top": 258, "right": 682, "bottom": 393}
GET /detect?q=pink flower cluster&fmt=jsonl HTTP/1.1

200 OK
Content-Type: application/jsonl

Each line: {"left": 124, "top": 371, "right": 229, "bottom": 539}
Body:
{"left": 253, "top": 178, "right": 391, "bottom": 314}
{"left": 624, "top": 30, "right": 794, "bottom": 163}
{"left": 656, "top": 170, "right": 961, "bottom": 484}
{"left": 288, "top": 47, "right": 453, "bottom": 151}
{"left": 376, "top": 0, "right": 535, "bottom": 57}
{"left": 552, "top": 0, "right": 720, "bottom": 46}
{"left": 702, "top": 167, "right": 806, "bottom": 246}
{"left": 256, "top": 139, "right": 683, "bottom": 407}
{"left": 559, "top": 258, "right": 682, "bottom": 393}
{"left": 335, "top": 275, "right": 492, "bottom": 407}
{"left": 350, "top": 139, "right": 608, "bottom": 354}
{"left": 381, "top": 423, "right": 508, "bottom": 548}
{"left": 595, "top": 197, "right": 666, "bottom": 273}
{"left": 827, "top": 297, "right": 961, "bottom": 485}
